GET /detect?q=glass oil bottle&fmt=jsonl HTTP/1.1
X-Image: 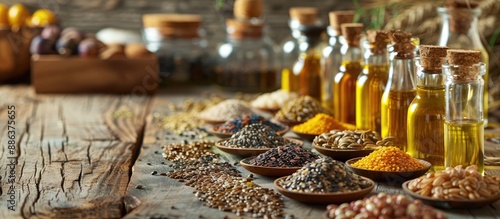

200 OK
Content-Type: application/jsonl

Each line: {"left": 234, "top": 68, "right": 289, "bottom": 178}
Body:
{"left": 356, "top": 30, "right": 389, "bottom": 133}
{"left": 444, "top": 49, "right": 485, "bottom": 174}
{"left": 438, "top": 0, "right": 489, "bottom": 126}
{"left": 321, "top": 11, "right": 354, "bottom": 111}
{"left": 407, "top": 45, "right": 448, "bottom": 172}
{"left": 280, "top": 7, "right": 319, "bottom": 93}
{"left": 292, "top": 24, "right": 326, "bottom": 100}
{"left": 333, "top": 23, "right": 364, "bottom": 124}
{"left": 381, "top": 30, "right": 416, "bottom": 151}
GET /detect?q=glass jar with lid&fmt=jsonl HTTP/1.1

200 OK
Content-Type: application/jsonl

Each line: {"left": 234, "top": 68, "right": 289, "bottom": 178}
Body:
{"left": 142, "top": 14, "right": 212, "bottom": 85}
{"left": 214, "top": 19, "right": 278, "bottom": 92}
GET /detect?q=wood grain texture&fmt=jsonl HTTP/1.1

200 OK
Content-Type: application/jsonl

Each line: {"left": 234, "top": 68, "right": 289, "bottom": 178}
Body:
{"left": 125, "top": 86, "right": 500, "bottom": 219}
{"left": 0, "top": 86, "right": 150, "bottom": 218}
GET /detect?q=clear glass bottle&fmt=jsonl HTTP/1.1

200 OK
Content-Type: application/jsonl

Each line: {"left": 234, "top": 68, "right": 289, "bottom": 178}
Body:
{"left": 280, "top": 7, "right": 319, "bottom": 92}
{"left": 444, "top": 49, "right": 485, "bottom": 175}
{"left": 333, "top": 23, "right": 364, "bottom": 124}
{"left": 437, "top": 2, "right": 489, "bottom": 126}
{"left": 356, "top": 30, "right": 389, "bottom": 132}
{"left": 407, "top": 45, "right": 448, "bottom": 172}
{"left": 381, "top": 30, "right": 417, "bottom": 151}
{"left": 142, "top": 14, "right": 212, "bottom": 85}
{"left": 292, "top": 24, "right": 325, "bottom": 100}
{"left": 215, "top": 19, "right": 278, "bottom": 92}
{"left": 322, "top": 11, "right": 354, "bottom": 111}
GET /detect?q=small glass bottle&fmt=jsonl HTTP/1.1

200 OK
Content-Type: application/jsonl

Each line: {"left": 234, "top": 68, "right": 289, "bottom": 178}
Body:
{"left": 333, "top": 23, "right": 364, "bottom": 124}
{"left": 437, "top": 0, "right": 489, "bottom": 126}
{"left": 292, "top": 24, "right": 326, "bottom": 100}
{"left": 381, "top": 30, "right": 417, "bottom": 151}
{"left": 215, "top": 19, "right": 278, "bottom": 92}
{"left": 142, "top": 14, "right": 211, "bottom": 84}
{"left": 444, "top": 49, "right": 485, "bottom": 174}
{"left": 280, "top": 7, "right": 319, "bottom": 93}
{"left": 356, "top": 30, "right": 389, "bottom": 132}
{"left": 407, "top": 45, "right": 448, "bottom": 172}
{"left": 321, "top": 11, "right": 354, "bottom": 111}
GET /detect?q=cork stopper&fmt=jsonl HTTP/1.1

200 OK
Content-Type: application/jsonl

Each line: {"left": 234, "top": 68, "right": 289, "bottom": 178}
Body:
{"left": 341, "top": 23, "right": 363, "bottom": 47}
{"left": 142, "top": 14, "right": 201, "bottom": 38}
{"left": 447, "top": 49, "right": 482, "bottom": 80}
{"left": 446, "top": 0, "right": 479, "bottom": 8}
{"left": 419, "top": 45, "right": 448, "bottom": 74}
{"left": 226, "top": 19, "right": 264, "bottom": 38}
{"left": 366, "top": 30, "right": 389, "bottom": 55}
{"left": 388, "top": 29, "right": 415, "bottom": 59}
{"left": 234, "top": 0, "right": 264, "bottom": 20}
{"left": 445, "top": 0, "right": 479, "bottom": 34}
{"left": 329, "top": 11, "right": 355, "bottom": 34}
{"left": 289, "top": 7, "right": 318, "bottom": 25}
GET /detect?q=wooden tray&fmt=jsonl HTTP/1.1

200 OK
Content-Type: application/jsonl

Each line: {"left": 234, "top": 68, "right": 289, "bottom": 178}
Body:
{"left": 31, "top": 55, "right": 159, "bottom": 94}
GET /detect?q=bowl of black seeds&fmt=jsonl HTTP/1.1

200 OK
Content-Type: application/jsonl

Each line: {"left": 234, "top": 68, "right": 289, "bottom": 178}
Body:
{"left": 209, "top": 114, "right": 289, "bottom": 138}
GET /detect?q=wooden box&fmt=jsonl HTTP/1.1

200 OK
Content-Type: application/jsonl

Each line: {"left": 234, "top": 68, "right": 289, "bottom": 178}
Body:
{"left": 31, "top": 55, "right": 159, "bottom": 95}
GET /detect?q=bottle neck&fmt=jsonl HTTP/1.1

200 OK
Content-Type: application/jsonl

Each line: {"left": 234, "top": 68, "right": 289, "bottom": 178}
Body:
{"left": 342, "top": 46, "right": 363, "bottom": 63}
{"left": 437, "top": 7, "right": 484, "bottom": 50}
{"left": 297, "top": 35, "right": 322, "bottom": 52}
{"left": 387, "top": 58, "right": 416, "bottom": 91}
{"left": 228, "top": 36, "right": 265, "bottom": 47}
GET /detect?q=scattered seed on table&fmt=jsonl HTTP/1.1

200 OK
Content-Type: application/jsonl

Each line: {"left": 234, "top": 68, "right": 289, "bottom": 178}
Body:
{"left": 135, "top": 185, "right": 144, "bottom": 189}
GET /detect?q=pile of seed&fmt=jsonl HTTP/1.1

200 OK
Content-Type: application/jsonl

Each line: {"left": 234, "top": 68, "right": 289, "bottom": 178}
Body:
{"left": 351, "top": 146, "right": 425, "bottom": 171}
{"left": 313, "top": 130, "right": 394, "bottom": 150}
{"left": 275, "top": 96, "right": 331, "bottom": 123}
{"left": 186, "top": 172, "right": 284, "bottom": 218}
{"left": 407, "top": 165, "right": 500, "bottom": 200}
{"left": 162, "top": 141, "right": 216, "bottom": 162}
{"left": 248, "top": 145, "right": 319, "bottom": 167}
{"left": 214, "top": 114, "right": 285, "bottom": 134}
{"left": 292, "top": 113, "right": 356, "bottom": 135}
{"left": 198, "top": 99, "right": 255, "bottom": 121}
{"left": 168, "top": 159, "right": 241, "bottom": 180}
{"left": 222, "top": 124, "right": 293, "bottom": 148}
{"left": 251, "top": 89, "right": 299, "bottom": 110}
{"left": 279, "top": 157, "right": 372, "bottom": 193}
{"left": 326, "top": 193, "right": 447, "bottom": 219}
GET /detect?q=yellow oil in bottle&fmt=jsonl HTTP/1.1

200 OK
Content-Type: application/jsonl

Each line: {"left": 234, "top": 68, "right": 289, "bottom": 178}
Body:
{"left": 281, "top": 67, "right": 299, "bottom": 92}
{"left": 381, "top": 89, "right": 416, "bottom": 151}
{"left": 296, "top": 53, "right": 322, "bottom": 100}
{"left": 356, "top": 64, "right": 388, "bottom": 132}
{"left": 407, "top": 86, "right": 445, "bottom": 172}
{"left": 444, "top": 120, "right": 484, "bottom": 175}
{"left": 333, "top": 61, "right": 363, "bottom": 124}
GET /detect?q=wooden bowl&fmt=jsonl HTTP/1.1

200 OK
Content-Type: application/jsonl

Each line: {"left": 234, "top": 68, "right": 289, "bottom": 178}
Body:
{"left": 197, "top": 116, "right": 226, "bottom": 125}
{"left": 291, "top": 130, "right": 318, "bottom": 141}
{"left": 252, "top": 106, "right": 280, "bottom": 115}
{"left": 273, "top": 118, "right": 302, "bottom": 127}
{"left": 215, "top": 138, "right": 303, "bottom": 157}
{"left": 312, "top": 143, "right": 375, "bottom": 162}
{"left": 208, "top": 124, "right": 289, "bottom": 138}
{"left": 345, "top": 158, "right": 431, "bottom": 183}
{"left": 239, "top": 157, "right": 301, "bottom": 177}
{"left": 402, "top": 181, "right": 500, "bottom": 209}
{"left": 274, "top": 176, "right": 375, "bottom": 204}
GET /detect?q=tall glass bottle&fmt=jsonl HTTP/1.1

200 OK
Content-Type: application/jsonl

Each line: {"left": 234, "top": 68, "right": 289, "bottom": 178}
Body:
{"left": 438, "top": 0, "right": 489, "bottom": 126}
{"left": 333, "top": 23, "right": 364, "bottom": 124}
{"left": 381, "top": 30, "right": 417, "bottom": 151}
{"left": 321, "top": 11, "right": 354, "bottom": 111}
{"left": 407, "top": 45, "right": 448, "bottom": 172}
{"left": 444, "top": 49, "right": 485, "bottom": 174}
{"left": 280, "top": 7, "right": 319, "bottom": 92}
{"left": 291, "top": 24, "right": 325, "bottom": 100}
{"left": 356, "top": 30, "right": 389, "bottom": 132}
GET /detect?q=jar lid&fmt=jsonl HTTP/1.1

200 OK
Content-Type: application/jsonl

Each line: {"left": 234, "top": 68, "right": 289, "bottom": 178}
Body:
{"left": 142, "top": 14, "right": 201, "bottom": 29}
{"left": 234, "top": 0, "right": 264, "bottom": 19}
{"left": 341, "top": 23, "right": 363, "bottom": 46}
{"left": 329, "top": 11, "right": 355, "bottom": 34}
{"left": 419, "top": 45, "right": 448, "bottom": 73}
{"left": 388, "top": 29, "right": 415, "bottom": 59}
{"left": 446, "top": 0, "right": 479, "bottom": 8}
{"left": 289, "top": 7, "right": 318, "bottom": 25}
{"left": 447, "top": 49, "right": 482, "bottom": 80}
{"left": 226, "top": 19, "right": 264, "bottom": 38}
{"left": 366, "top": 29, "right": 389, "bottom": 55}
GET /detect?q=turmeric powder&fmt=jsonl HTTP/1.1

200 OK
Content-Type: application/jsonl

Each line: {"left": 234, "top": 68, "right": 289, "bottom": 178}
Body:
{"left": 292, "top": 113, "right": 356, "bottom": 135}
{"left": 351, "top": 146, "right": 425, "bottom": 171}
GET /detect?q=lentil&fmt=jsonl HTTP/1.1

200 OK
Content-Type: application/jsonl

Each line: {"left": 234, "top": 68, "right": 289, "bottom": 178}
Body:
{"left": 279, "top": 157, "right": 372, "bottom": 193}
{"left": 275, "top": 96, "right": 331, "bottom": 123}
{"left": 162, "top": 140, "right": 217, "bottom": 162}
{"left": 326, "top": 193, "right": 447, "bottom": 219}
{"left": 248, "top": 145, "right": 320, "bottom": 167}
{"left": 351, "top": 146, "right": 425, "bottom": 171}
{"left": 222, "top": 123, "right": 294, "bottom": 148}
{"left": 198, "top": 99, "right": 255, "bottom": 122}
{"left": 292, "top": 113, "right": 355, "bottom": 134}
{"left": 313, "top": 130, "right": 394, "bottom": 150}
{"left": 407, "top": 165, "right": 500, "bottom": 200}
{"left": 251, "top": 89, "right": 299, "bottom": 110}
{"left": 214, "top": 114, "right": 285, "bottom": 134}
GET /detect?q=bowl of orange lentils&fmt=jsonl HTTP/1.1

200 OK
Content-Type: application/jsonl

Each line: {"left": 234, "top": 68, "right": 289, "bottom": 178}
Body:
{"left": 345, "top": 146, "right": 431, "bottom": 183}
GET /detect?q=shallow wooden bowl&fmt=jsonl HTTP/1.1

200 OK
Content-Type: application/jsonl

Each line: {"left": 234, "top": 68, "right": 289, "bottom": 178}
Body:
{"left": 215, "top": 138, "right": 303, "bottom": 157}
{"left": 312, "top": 143, "right": 375, "bottom": 162}
{"left": 197, "top": 116, "right": 226, "bottom": 125}
{"left": 273, "top": 118, "right": 302, "bottom": 127}
{"left": 239, "top": 157, "right": 301, "bottom": 177}
{"left": 345, "top": 158, "right": 431, "bottom": 183}
{"left": 292, "top": 130, "right": 318, "bottom": 141}
{"left": 208, "top": 124, "right": 289, "bottom": 138}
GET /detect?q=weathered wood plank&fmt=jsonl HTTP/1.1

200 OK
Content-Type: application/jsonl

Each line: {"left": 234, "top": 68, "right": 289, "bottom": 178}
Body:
{"left": 0, "top": 85, "right": 150, "bottom": 218}
{"left": 125, "top": 86, "right": 500, "bottom": 219}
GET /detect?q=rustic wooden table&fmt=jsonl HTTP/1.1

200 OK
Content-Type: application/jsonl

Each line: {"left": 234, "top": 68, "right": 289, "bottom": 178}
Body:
{"left": 1, "top": 85, "right": 499, "bottom": 219}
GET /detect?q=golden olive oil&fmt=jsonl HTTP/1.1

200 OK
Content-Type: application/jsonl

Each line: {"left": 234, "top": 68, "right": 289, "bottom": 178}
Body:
{"left": 333, "top": 61, "right": 363, "bottom": 124}
{"left": 444, "top": 120, "right": 484, "bottom": 174}
{"left": 296, "top": 53, "right": 322, "bottom": 100}
{"left": 281, "top": 67, "right": 299, "bottom": 92}
{"left": 381, "top": 89, "right": 416, "bottom": 151}
{"left": 356, "top": 64, "right": 388, "bottom": 132}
